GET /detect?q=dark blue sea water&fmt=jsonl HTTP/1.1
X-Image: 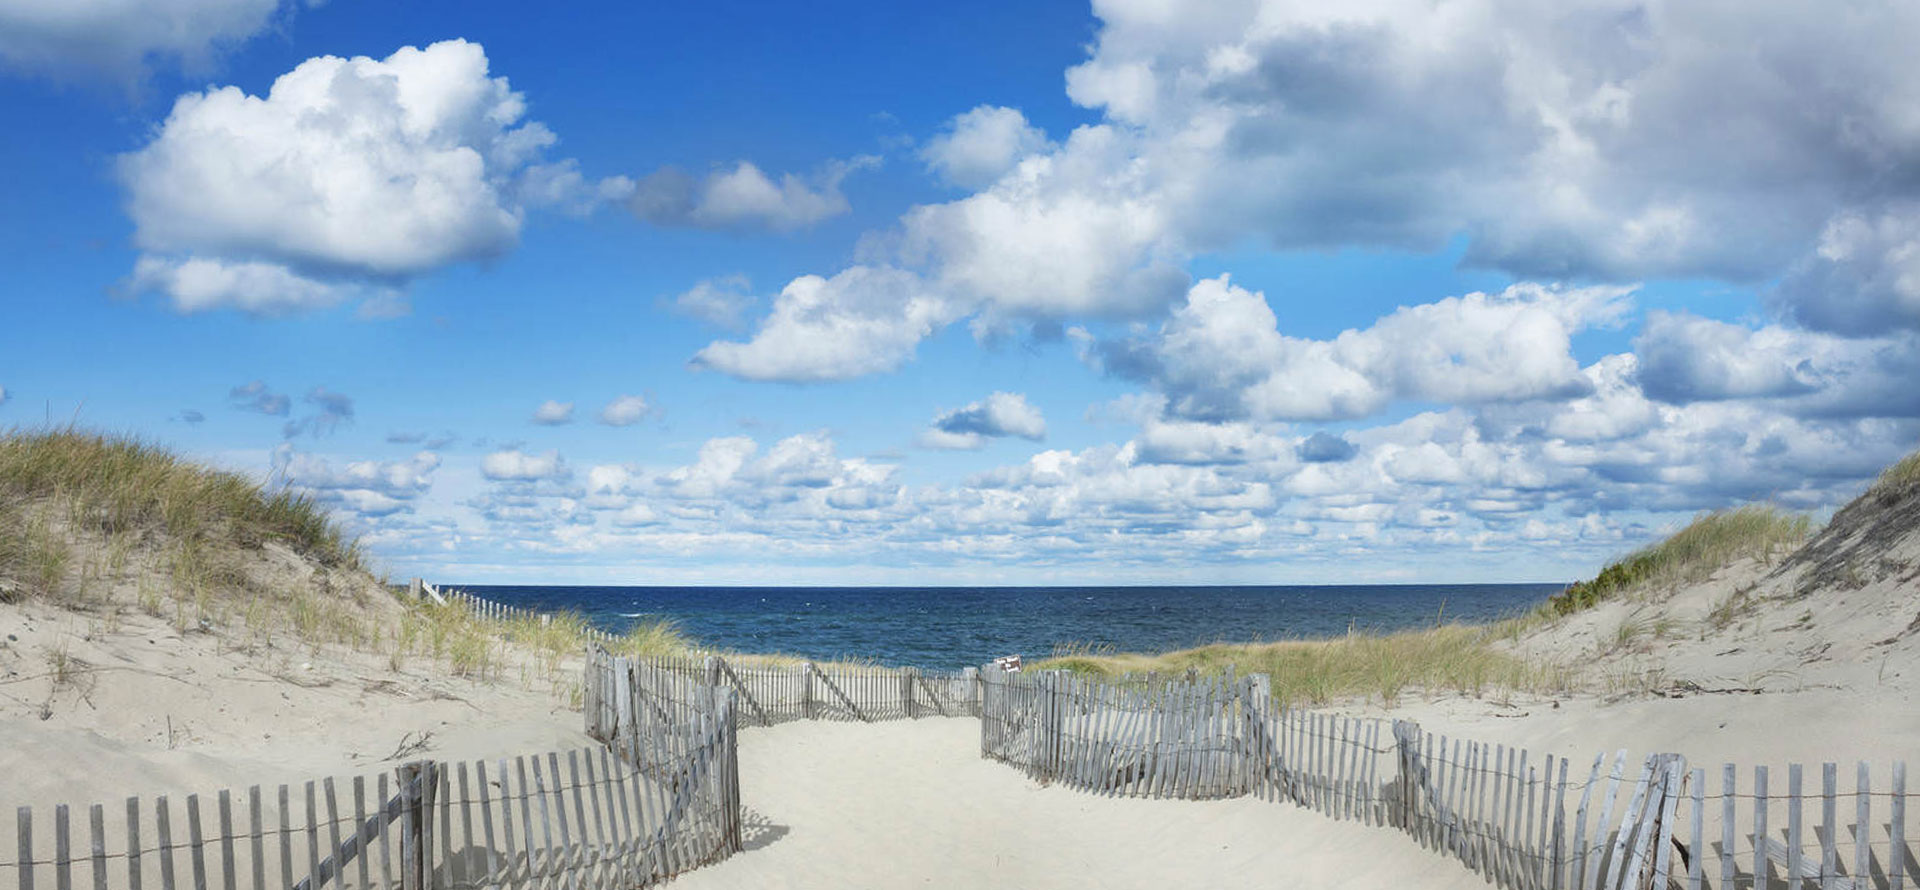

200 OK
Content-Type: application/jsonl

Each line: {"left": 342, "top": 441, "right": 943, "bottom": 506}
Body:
{"left": 461, "top": 584, "right": 1564, "bottom": 669}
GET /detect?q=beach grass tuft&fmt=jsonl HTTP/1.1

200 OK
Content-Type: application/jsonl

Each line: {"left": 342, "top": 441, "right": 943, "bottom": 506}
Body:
{"left": 1869, "top": 448, "right": 1920, "bottom": 498}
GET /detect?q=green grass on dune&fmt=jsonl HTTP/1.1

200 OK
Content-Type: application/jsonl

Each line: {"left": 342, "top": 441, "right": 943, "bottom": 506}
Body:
{"left": 0, "top": 428, "right": 359, "bottom": 578}
{"left": 1034, "top": 623, "right": 1573, "bottom": 708}
{"left": 1870, "top": 450, "right": 1920, "bottom": 498}
{"left": 1541, "top": 505, "right": 1811, "bottom": 617}
{"left": 1033, "top": 504, "right": 1829, "bottom": 705}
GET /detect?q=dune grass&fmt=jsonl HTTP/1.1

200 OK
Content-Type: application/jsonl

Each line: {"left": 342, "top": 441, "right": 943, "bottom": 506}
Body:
{"left": 1869, "top": 449, "right": 1920, "bottom": 498}
{"left": 1541, "top": 505, "right": 1811, "bottom": 616}
{"left": 0, "top": 429, "right": 358, "bottom": 599}
{"left": 1034, "top": 623, "right": 1574, "bottom": 708}
{"left": 1033, "top": 506, "right": 1818, "bottom": 705}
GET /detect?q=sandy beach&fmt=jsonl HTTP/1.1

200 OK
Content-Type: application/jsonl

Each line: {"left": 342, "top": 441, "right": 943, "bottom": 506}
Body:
{"left": 671, "top": 716, "right": 1487, "bottom": 890}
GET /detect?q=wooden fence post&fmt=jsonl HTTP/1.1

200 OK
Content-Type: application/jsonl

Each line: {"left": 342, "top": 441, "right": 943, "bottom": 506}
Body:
{"left": 963, "top": 667, "right": 980, "bottom": 716}
{"left": 584, "top": 647, "right": 600, "bottom": 740}
{"left": 903, "top": 668, "right": 918, "bottom": 719}
{"left": 801, "top": 663, "right": 816, "bottom": 721}
{"left": 397, "top": 761, "right": 433, "bottom": 890}
{"left": 1393, "top": 721, "right": 1421, "bottom": 832}
{"left": 613, "top": 656, "right": 634, "bottom": 749}
{"left": 1246, "top": 674, "right": 1272, "bottom": 797}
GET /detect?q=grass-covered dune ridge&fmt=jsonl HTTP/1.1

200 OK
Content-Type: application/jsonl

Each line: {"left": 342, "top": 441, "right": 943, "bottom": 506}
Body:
{"left": 1030, "top": 505, "right": 1812, "bottom": 705}
{"left": 0, "top": 428, "right": 692, "bottom": 698}
{"left": 1036, "top": 445, "right": 1920, "bottom": 705}
{"left": 1541, "top": 504, "right": 1811, "bottom": 616}
{"left": 0, "top": 428, "right": 357, "bottom": 599}
{"left": 1041, "top": 625, "right": 1574, "bottom": 708}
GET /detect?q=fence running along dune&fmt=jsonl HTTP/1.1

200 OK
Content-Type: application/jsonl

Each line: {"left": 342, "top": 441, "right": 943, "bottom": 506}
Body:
{"left": 3, "top": 649, "right": 742, "bottom": 890}
{"left": 981, "top": 668, "right": 1918, "bottom": 890}
{"left": 585, "top": 648, "right": 982, "bottom": 731}
{"left": 1, "top": 735, "right": 740, "bottom": 890}
{"left": 437, "top": 587, "right": 624, "bottom": 649}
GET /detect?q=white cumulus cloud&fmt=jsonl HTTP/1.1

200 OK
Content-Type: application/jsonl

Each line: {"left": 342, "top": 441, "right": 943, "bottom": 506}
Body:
{"left": 482, "top": 449, "right": 568, "bottom": 482}
{"left": 668, "top": 275, "right": 754, "bottom": 329}
{"left": 599, "top": 395, "right": 653, "bottom": 427}
{"left": 920, "top": 392, "right": 1047, "bottom": 450}
{"left": 921, "top": 105, "right": 1053, "bottom": 190}
{"left": 1082, "top": 276, "right": 1629, "bottom": 424}
{"left": 0, "top": 0, "right": 287, "bottom": 79}
{"left": 117, "top": 39, "right": 589, "bottom": 316}
{"left": 691, "top": 266, "right": 963, "bottom": 382}
{"left": 272, "top": 445, "right": 438, "bottom": 517}
{"left": 532, "top": 400, "right": 574, "bottom": 425}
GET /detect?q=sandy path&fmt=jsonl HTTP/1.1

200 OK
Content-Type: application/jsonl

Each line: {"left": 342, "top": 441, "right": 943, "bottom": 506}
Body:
{"left": 671, "top": 717, "right": 1484, "bottom": 890}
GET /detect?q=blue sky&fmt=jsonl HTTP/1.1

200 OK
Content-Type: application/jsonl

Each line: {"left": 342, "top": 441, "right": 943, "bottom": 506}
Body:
{"left": 4, "top": 0, "right": 1919, "bottom": 585}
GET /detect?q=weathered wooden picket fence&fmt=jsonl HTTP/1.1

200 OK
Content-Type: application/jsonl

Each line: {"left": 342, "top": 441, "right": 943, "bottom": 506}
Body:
{"left": 586, "top": 649, "right": 982, "bottom": 731}
{"left": 979, "top": 667, "right": 1266, "bottom": 798}
{"left": 981, "top": 668, "right": 1917, "bottom": 890}
{"left": 436, "top": 588, "right": 624, "bottom": 649}
{"left": 2, "top": 662, "right": 741, "bottom": 890}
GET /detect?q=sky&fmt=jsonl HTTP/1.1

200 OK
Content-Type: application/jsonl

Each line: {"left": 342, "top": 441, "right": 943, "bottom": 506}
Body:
{"left": 4, "top": 0, "right": 1920, "bottom": 586}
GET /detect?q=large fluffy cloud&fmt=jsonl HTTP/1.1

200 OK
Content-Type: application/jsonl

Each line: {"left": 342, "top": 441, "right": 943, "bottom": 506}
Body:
{"left": 1068, "top": 0, "right": 1920, "bottom": 290}
{"left": 1081, "top": 276, "right": 1629, "bottom": 423}
{"left": 699, "top": 0, "right": 1920, "bottom": 380}
{"left": 117, "top": 39, "right": 589, "bottom": 315}
{"left": 0, "top": 0, "right": 287, "bottom": 79}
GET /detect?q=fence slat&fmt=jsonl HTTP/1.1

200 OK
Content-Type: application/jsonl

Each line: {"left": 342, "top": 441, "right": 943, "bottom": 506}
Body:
{"left": 1822, "top": 763, "right": 1839, "bottom": 890}
{"left": 433, "top": 766, "right": 450, "bottom": 890}
{"left": 156, "top": 798, "right": 175, "bottom": 890}
{"left": 1551, "top": 755, "right": 1569, "bottom": 890}
{"left": 273, "top": 788, "right": 288, "bottom": 890}
{"left": 1789, "top": 764, "right": 1804, "bottom": 890}
{"left": 244, "top": 789, "right": 262, "bottom": 890}
{"left": 1892, "top": 762, "right": 1906, "bottom": 890}
{"left": 1856, "top": 763, "right": 1871, "bottom": 890}
{"left": 374, "top": 776, "right": 391, "bottom": 890}
{"left": 1755, "top": 767, "right": 1770, "bottom": 890}
{"left": 1721, "top": 765, "right": 1736, "bottom": 890}
{"left": 126, "top": 799, "right": 142, "bottom": 890}
{"left": 1584, "top": 751, "right": 1627, "bottom": 890}
{"left": 54, "top": 805, "right": 69, "bottom": 890}
{"left": 215, "top": 792, "right": 233, "bottom": 890}
{"left": 1687, "top": 767, "right": 1704, "bottom": 890}
{"left": 185, "top": 795, "right": 206, "bottom": 890}
{"left": 87, "top": 805, "right": 106, "bottom": 890}
{"left": 322, "top": 781, "right": 341, "bottom": 890}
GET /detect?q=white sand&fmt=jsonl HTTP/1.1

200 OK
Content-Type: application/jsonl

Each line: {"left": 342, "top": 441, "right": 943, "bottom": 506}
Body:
{"left": 672, "top": 717, "right": 1486, "bottom": 890}
{"left": 0, "top": 594, "right": 597, "bottom": 813}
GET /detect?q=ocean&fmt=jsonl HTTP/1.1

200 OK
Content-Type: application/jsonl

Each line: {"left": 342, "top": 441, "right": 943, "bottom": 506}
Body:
{"left": 460, "top": 583, "right": 1565, "bottom": 669}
